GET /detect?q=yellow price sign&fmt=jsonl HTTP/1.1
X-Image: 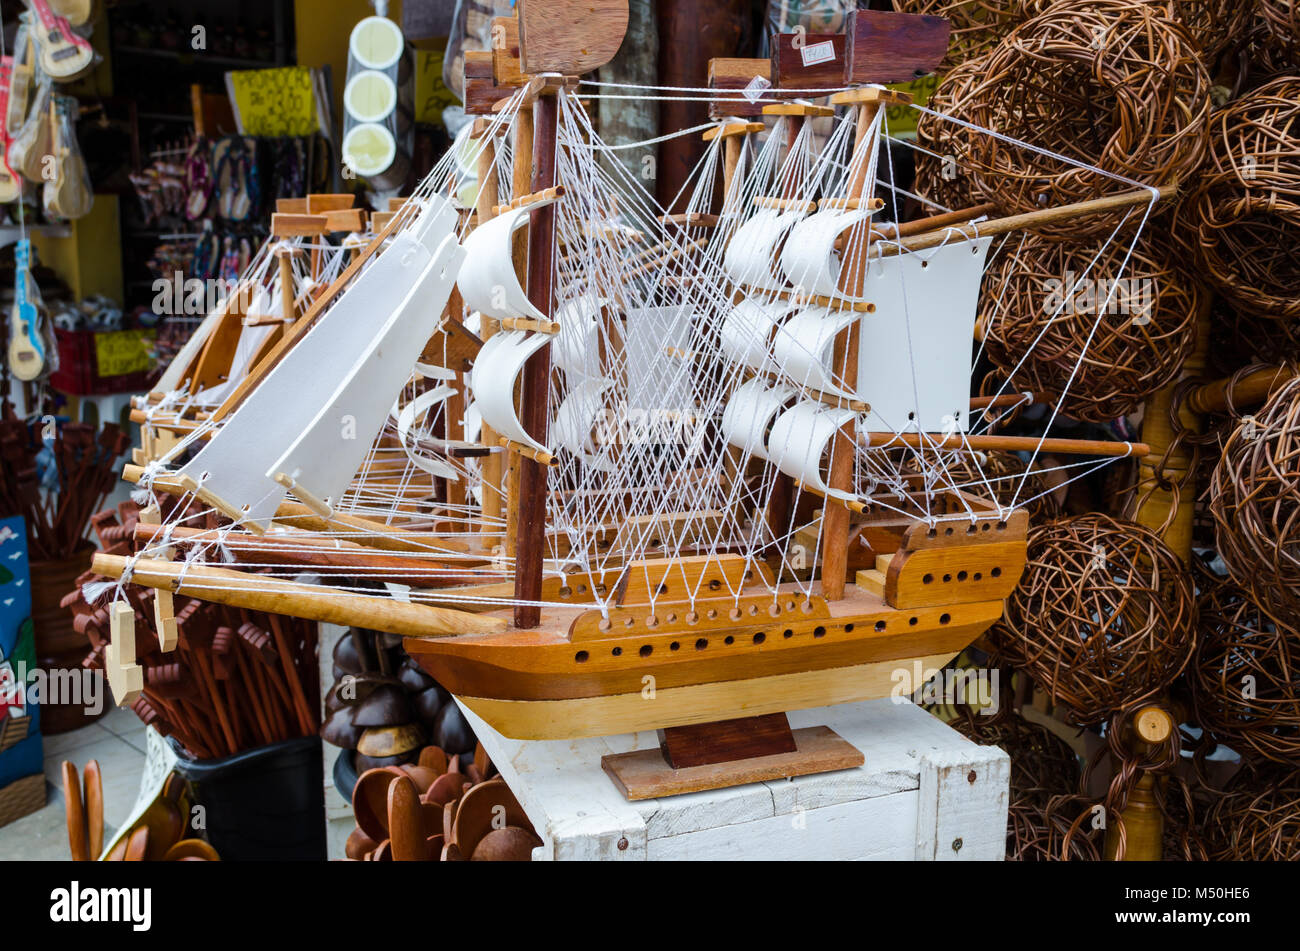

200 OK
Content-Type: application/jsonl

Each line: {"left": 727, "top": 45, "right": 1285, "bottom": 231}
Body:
{"left": 94, "top": 329, "right": 156, "bottom": 378}
{"left": 884, "top": 74, "right": 939, "bottom": 140}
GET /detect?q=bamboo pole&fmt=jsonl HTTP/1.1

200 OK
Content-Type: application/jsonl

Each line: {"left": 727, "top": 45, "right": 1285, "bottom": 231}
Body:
{"left": 877, "top": 184, "right": 1178, "bottom": 256}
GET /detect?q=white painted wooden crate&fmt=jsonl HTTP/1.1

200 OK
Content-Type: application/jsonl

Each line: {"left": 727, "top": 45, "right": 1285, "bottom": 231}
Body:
{"left": 458, "top": 698, "right": 1009, "bottom": 861}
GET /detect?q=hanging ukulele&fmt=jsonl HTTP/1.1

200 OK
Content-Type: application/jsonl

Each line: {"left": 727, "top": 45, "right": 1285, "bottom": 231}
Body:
{"left": 47, "top": 0, "right": 97, "bottom": 29}
{"left": 25, "top": 0, "right": 96, "bottom": 82}
{"left": 7, "top": 239, "right": 50, "bottom": 382}
{"left": 43, "top": 94, "right": 92, "bottom": 218}
{"left": 0, "top": 59, "right": 22, "bottom": 204}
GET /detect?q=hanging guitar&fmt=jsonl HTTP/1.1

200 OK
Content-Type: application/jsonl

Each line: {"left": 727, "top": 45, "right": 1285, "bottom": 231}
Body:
{"left": 44, "top": 94, "right": 92, "bottom": 218}
{"left": 47, "top": 0, "right": 97, "bottom": 28}
{"left": 26, "top": 0, "right": 97, "bottom": 81}
{"left": 8, "top": 239, "right": 50, "bottom": 382}
{"left": 0, "top": 59, "right": 22, "bottom": 205}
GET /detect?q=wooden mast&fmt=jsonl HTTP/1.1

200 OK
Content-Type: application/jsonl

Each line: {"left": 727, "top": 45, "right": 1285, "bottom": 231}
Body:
{"left": 513, "top": 85, "right": 559, "bottom": 628}
{"left": 507, "top": 0, "right": 630, "bottom": 628}
{"left": 820, "top": 85, "right": 912, "bottom": 600}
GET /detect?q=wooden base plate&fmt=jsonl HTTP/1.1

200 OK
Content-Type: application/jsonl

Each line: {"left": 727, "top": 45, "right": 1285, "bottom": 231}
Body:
{"left": 601, "top": 725, "right": 864, "bottom": 800}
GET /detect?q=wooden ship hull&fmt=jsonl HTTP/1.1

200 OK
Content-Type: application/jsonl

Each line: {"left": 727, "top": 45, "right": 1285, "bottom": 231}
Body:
{"left": 408, "top": 497, "right": 1026, "bottom": 739}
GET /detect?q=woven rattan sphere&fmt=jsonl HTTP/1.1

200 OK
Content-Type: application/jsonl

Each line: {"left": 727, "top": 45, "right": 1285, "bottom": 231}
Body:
{"left": 892, "top": 0, "right": 1028, "bottom": 65}
{"left": 1206, "top": 299, "right": 1300, "bottom": 375}
{"left": 953, "top": 1, "right": 1209, "bottom": 238}
{"left": 1191, "top": 575, "right": 1300, "bottom": 765}
{"left": 1007, "top": 794, "right": 1104, "bottom": 860}
{"left": 1209, "top": 763, "right": 1300, "bottom": 860}
{"left": 981, "top": 231, "right": 1203, "bottom": 421}
{"left": 1184, "top": 77, "right": 1300, "bottom": 321}
{"left": 913, "top": 55, "right": 988, "bottom": 212}
{"left": 992, "top": 513, "right": 1197, "bottom": 725}
{"left": 1209, "top": 376, "right": 1300, "bottom": 618}
{"left": 1019, "top": 0, "right": 1252, "bottom": 63}
{"left": 1259, "top": 0, "right": 1300, "bottom": 53}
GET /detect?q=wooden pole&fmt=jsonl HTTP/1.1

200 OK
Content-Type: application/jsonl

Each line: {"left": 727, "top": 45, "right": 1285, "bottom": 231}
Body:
{"left": 1104, "top": 705, "right": 1172, "bottom": 861}
{"left": 474, "top": 127, "right": 506, "bottom": 537}
{"left": 820, "top": 96, "right": 890, "bottom": 600}
{"left": 506, "top": 102, "right": 535, "bottom": 561}
{"left": 91, "top": 554, "right": 508, "bottom": 637}
{"left": 1186, "top": 364, "right": 1296, "bottom": 415}
{"left": 879, "top": 184, "right": 1178, "bottom": 256}
{"left": 861, "top": 431, "right": 1150, "bottom": 458}
{"left": 277, "top": 248, "right": 296, "bottom": 322}
{"left": 513, "top": 90, "right": 559, "bottom": 629}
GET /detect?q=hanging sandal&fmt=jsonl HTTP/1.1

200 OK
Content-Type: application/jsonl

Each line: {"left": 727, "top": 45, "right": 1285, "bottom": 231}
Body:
{"left": 184, "top": 138, "right": 213, "bottom": 220}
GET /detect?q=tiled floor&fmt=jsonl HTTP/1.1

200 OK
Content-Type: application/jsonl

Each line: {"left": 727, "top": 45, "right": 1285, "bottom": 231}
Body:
{"left": 1, "top": 706, "right": 148, "bottom": 860}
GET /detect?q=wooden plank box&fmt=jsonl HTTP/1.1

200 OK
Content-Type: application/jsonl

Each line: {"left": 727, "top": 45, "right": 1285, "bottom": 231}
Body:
{"left": 460, "top": 697, "right": 1009, "bottom": 860}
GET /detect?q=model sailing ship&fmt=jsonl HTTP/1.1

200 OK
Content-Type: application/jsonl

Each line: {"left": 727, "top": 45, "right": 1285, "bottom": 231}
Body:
{"left": 96, "top": 3, "right": 1166, "bottom": 793}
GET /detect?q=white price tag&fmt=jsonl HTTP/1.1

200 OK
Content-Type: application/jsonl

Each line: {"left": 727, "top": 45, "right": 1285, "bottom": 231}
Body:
{"left": 743, "top": 75, "right": 771, "bottom": 102}
{"left": 800, "top": 40, "right": 836, "bottom": 67}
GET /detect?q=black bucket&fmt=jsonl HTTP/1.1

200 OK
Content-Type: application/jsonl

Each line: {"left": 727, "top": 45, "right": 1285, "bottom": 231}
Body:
{"left": 169, "top": 736, "right": 327, "bottom": 861}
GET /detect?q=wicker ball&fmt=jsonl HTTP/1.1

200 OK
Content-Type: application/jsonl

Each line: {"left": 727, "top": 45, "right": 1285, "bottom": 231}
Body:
{"left": 1019, "top": 0, "right": 1252, "bottom": 63}
{"left": 1007, "top": 794, "right": 1105, "bottom": 860}
{"left": 981, "top": 230, "right": 1203, "bottom": 421}
{"left": 1206, "top": 298, "right": 1300, "bottom": 376}
{"left": 1258, "top": 0, "right": 1300, "bottom": 54}
{"left": 1209, "top": 377, "right": 1300, "bottom": 618}
{"left": 912, "top": 55, "right": 988, "bottom": 211}
{"left": 1191, "top": 575, "right": 1300, "bottom": 765}
{"left": 952, "top": 1, "right": 1210, "bottom": 238}
{"left": 892, "top": 0, "right": 1029, "bottom": 66}
{"left": 1209, "top": 762, "right": 1300, "bottom": 860}
{"left": 991, "top": 513, "right": 1197, "bottom": 725}
{"left": 1183, "top": 77, "right": 1300, "bottom": 321}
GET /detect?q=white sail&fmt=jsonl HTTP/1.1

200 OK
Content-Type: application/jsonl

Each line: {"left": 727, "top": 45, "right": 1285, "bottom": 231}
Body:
{"left": 554, "top": 375, "right": 616, "bottom": 472}
{"left": 469, "top": 330, "right": 552, "bottom": 455}
{"left": 767, "top": 400, "right": 858, "bottom": 503}
{"left": 719, "top": 299, "right": 792, "bottom": 371}
{"left": 858, "top": 237, "right": 993, "bottom": 433}
{"left": 723, "top": 207, "right": 807, "bottom": 291}
{"left": 553, "top": 293, "right": 605, "bottom": 378}
{"left": 396, "top": 382, "right": 462, "bottom": 482}
{"left": 720, "top": 378, "right": 795, "bottom": 461}
{"left": 457, "top": 198, "right": 559, "bottom": 322}
{"left": 778, "top": 207, "right": 873, "bottom": 297}
{"left": 771, "top": 305, "right": 859, "bottom": 400}
{"left": 270, "top": 230, "right": 467, "bottom": 515}
{"left": 178, "top": 196, "right": 459, "bottom": 524}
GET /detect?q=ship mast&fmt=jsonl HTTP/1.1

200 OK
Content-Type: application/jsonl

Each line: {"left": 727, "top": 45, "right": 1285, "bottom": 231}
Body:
{"left": 509, "top": 0, "right": 631, "bottom": 628}
{"left": 513, "top": 84, "right": 559, "bottom": 628}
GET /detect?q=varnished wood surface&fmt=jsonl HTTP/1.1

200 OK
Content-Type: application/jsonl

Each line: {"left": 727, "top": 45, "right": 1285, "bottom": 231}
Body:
{"left": 456, "top": 651, "right": 962, "bottom": 739}
{"left": 659, "top": 712, "right": 796, "bottom": 768}
{"left": 843, "top": 9, "right": 950, "bottom": 85}
{"left": 604, "top": 725, "right": 862, "bottom": 799}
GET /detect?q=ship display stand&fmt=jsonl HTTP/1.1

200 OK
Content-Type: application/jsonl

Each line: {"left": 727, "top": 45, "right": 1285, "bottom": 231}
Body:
{"left": 459, "top": 697, "right": 1008, "bottom": 860}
